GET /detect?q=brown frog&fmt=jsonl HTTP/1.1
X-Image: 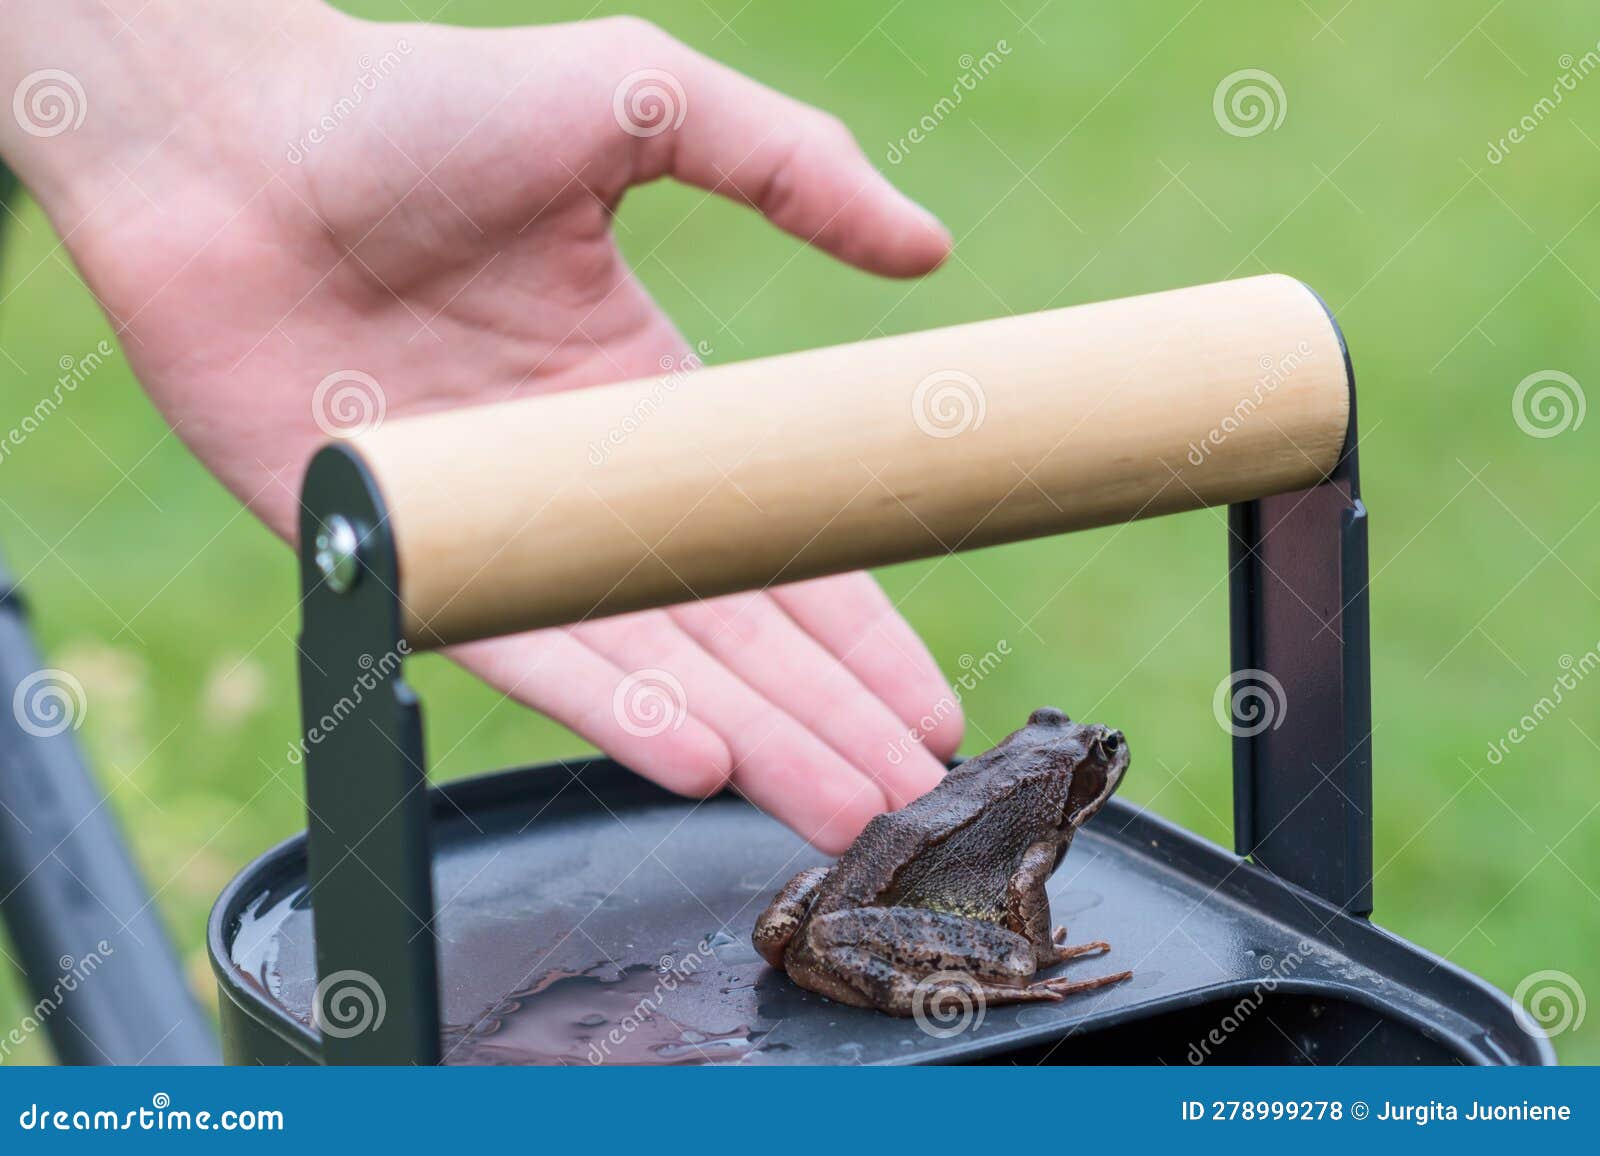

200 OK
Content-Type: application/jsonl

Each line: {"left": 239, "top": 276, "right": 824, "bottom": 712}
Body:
{"left": 753, "top": 707, "right": 1131, "bottom": 1015}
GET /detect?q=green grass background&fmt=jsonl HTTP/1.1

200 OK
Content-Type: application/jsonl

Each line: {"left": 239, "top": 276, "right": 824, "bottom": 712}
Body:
{"left": 2, "top": 0, "right": 1597, "bottom": 1063}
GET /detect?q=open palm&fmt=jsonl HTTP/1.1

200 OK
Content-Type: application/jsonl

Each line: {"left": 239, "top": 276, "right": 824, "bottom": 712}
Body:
{"left": 40, "top": 10, "right": 962, "bottom": 851}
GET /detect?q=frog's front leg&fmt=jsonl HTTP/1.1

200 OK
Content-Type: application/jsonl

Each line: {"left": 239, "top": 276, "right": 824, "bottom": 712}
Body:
{"left": 792, "top": 906, "right": 1128, "bottom": 1015}
{"left": 753, "top": 866, "right": 830, "bottom": 968}
{"left": 1007, "top": 841, "right": 1113, "bottom": 967}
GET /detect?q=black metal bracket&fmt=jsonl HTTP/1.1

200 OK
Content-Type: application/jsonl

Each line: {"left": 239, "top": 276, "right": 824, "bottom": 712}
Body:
{"left": 1226, "top": 300, "right": 1373, "bottom": 915}
{"left": 298, "top": 446, "right": 438, "bottom": 1064}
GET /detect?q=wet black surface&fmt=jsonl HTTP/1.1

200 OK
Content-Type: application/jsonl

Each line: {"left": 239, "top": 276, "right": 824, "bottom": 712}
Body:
{"left": 220, "top": 758, "right": 1549, "bottom": 1066}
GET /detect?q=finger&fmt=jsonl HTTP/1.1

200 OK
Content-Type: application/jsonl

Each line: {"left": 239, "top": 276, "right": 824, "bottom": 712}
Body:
{"left": 770, "top": 573, "right": 965, "bottom": 761}
{"left": 573, "top": 607, "right": 887, "bottom": 853}
{"left": 668, "top": 591, "right": 946, "bottom": 808}
{"left": 611, "top": 20, "right": 951, "bottom": 277}
{"left": 450, "top": 629, "right": 733, "bottom": 797}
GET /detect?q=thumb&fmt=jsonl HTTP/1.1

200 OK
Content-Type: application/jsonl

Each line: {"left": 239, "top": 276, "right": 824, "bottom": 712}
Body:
{"left": 608, "top": 21, "right": 951, "bottom": 278}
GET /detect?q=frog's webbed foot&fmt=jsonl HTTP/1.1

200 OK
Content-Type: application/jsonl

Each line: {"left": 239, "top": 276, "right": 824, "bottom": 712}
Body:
{"left": 923, "top": 967, "right": 1131, "bottom": 1008}
{"left": 1031, "top": 969, "right": 1132, "bottom": 999}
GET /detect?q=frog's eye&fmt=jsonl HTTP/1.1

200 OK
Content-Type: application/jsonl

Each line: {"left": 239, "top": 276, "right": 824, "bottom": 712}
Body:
{"left": 1100, "top": 730, "right": 1123, "bottom": 756}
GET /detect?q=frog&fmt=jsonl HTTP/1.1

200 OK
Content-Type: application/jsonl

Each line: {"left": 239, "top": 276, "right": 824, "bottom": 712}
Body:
{"left": 752, "top": 707, "right": 1132, "bottom": 1015}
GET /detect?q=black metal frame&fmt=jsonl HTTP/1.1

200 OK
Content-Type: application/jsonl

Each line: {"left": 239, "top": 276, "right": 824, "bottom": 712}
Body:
{"left": 0, "top": 553, "right": 218, "bottom": 1064}
{"left": 293, "top": 296, "right": 1372, "bottom": 1065}
{"left": 1228, "top": 312, "right": 1372, "bottom": 914}
{"left": 297, "top": 448, "right": 438, "bottom": 1064}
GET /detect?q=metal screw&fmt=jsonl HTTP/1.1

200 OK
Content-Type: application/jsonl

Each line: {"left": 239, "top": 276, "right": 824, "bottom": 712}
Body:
{"left": 313, "top": 515, "right": 362, "bottom": 594}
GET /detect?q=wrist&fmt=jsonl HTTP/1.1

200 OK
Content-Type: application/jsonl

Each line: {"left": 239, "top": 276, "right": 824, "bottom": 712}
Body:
{"left": 1, "top": 0, "right": 342, "bottom": 221}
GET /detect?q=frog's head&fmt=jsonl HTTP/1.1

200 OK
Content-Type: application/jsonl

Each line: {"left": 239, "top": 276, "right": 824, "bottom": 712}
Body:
{"left": 1018, "top": 706, "right": 1129, "bottom": 831}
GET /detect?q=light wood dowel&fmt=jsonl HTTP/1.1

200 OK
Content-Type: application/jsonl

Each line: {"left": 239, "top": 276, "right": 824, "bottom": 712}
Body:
{"left": 349, "top": 274, "right": 1350, "bottom": 648}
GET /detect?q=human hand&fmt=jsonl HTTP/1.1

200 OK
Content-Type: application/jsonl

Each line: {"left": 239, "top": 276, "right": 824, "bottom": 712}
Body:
{"left": 0, "top": 1, "right": 961, "bottom": 851}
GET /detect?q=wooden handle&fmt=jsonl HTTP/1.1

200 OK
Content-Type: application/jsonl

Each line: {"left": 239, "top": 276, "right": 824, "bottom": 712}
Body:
{"left": 350, "top": 274, "right": 1350, "bottom": 649}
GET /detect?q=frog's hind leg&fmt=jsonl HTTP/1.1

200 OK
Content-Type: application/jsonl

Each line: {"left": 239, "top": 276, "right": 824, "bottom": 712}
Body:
{"left": 798, "top": 906, "right": 1127, "bottom": 1016}
{"left": 753, "top": 866, "right": 830, "bottom": 968}
{"left": 821, "top": 948, "right": 1103, "bottom": 1015}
